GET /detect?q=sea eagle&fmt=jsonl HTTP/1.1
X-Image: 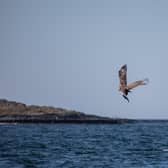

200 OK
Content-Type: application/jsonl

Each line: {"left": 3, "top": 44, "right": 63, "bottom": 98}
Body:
{"left": 119, "top": 64, "right": 148, "bottom": 102}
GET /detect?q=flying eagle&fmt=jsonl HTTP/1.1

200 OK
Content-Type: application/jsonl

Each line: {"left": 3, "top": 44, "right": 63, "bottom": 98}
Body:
{"left": 119, "top": 64, "right": 148, "bottom": 102}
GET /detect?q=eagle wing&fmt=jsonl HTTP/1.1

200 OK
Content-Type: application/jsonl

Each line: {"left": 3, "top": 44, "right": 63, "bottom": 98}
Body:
{"left": 127, "top": 79, "right": 149, "bottom": 90}
{"left": 118, "top": 64, "right": 127, "bottom": 89}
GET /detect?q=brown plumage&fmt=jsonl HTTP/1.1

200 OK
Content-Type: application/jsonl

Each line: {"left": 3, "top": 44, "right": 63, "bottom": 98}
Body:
{"left": 118, "top": 64, "right": 148, "bottom": 102}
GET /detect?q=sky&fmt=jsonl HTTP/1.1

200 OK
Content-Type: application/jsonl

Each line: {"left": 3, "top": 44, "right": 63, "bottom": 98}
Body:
{"left": 0, "top": 0, "right": 168, "bottom": 119}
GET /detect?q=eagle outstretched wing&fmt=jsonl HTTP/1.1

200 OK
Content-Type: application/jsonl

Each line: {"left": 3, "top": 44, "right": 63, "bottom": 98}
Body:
{"left": 127, "top": 78, "right": 149, "bottom": 90}
{"left": 118, "top": 64, "right": 127, "bottom": 88}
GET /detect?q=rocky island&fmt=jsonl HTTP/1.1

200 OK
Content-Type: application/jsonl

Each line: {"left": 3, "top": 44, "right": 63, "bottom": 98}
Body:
{"left": 0, "top": 99, "right": 133, "bottom": 124}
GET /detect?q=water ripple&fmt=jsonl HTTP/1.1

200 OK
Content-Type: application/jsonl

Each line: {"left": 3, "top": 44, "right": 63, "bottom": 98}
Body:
{"left": 0, "top": 122, "right": 168, "bottom": 167}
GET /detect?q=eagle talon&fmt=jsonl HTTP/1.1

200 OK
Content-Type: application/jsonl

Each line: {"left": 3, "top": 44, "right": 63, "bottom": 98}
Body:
{"left": 123, "top": 95, "right": 129, "bottom": 102}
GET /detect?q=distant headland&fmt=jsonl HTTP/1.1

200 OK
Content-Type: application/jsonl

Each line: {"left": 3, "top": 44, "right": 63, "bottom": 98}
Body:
{"left": 0, "top": 99, "right": 133, "bottom": 124}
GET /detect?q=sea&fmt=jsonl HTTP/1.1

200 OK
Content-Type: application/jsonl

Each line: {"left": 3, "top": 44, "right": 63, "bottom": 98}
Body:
{"left": 0, "top": 122, "right": 168, "bottom": 168}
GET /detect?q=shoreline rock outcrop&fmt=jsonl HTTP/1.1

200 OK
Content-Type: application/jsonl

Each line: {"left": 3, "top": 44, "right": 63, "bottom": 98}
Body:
{"left": 0, "top": 99, "right": 133, "bottom": 124}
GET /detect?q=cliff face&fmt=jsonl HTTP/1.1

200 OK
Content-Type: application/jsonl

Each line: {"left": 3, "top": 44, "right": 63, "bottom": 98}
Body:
{"left": 0, "top": 99, "right": 131, "bottom": 123}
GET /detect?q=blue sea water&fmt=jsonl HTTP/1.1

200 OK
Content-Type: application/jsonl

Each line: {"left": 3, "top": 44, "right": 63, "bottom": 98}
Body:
{"left": 0, "top": 122, "right": 168, "bottom": 168}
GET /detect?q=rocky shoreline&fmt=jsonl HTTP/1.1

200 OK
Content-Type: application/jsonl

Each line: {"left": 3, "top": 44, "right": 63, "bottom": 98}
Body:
{"left": 0, "top": 99, "right": 133, "bottom": 124}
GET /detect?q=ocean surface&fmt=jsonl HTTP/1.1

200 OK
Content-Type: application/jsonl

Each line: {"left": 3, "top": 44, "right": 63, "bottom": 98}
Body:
{"left": 0, "top": 122, "right": 168, "bottom": 168}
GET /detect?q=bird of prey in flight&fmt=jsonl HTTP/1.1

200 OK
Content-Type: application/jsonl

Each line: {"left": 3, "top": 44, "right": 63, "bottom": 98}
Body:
{"left": 118, "top": 64, "right": 148, "bottom": 102}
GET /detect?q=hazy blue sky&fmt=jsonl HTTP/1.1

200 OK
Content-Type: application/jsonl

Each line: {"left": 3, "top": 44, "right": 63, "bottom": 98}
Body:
{"left": 1, "top": 0, "right": 168, "bottom": 119}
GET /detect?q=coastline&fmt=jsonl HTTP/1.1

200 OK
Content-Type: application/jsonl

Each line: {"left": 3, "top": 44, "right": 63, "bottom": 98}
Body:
{"left": 0, "top": 99, "right": 133, "bottom": 124}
